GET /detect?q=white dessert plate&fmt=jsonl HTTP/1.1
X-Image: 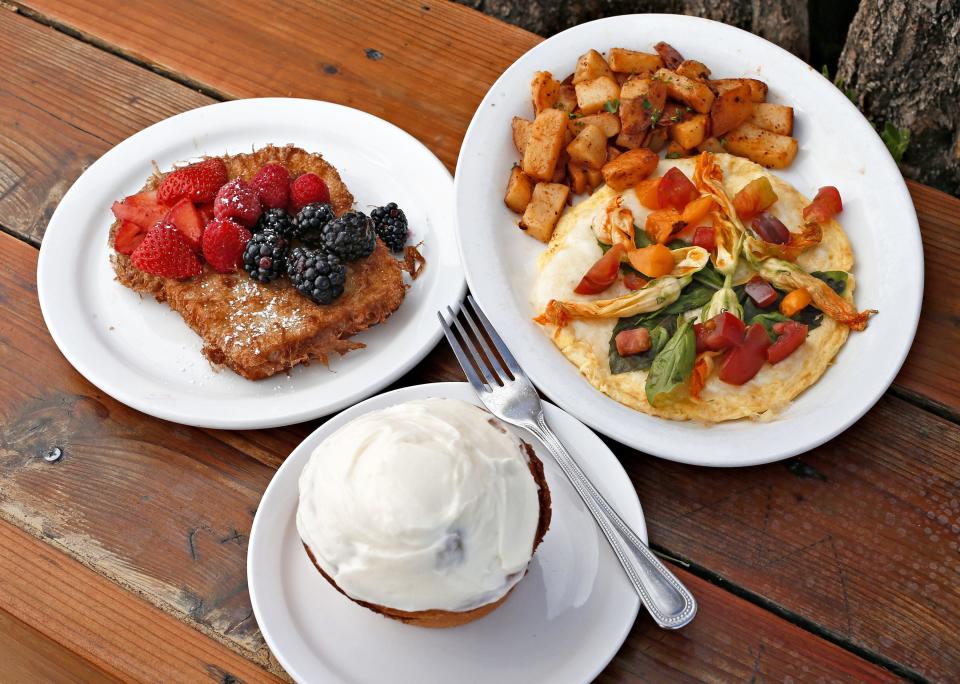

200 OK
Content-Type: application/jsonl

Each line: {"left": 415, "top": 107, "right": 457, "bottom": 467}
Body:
{"left": 37, "top": 98, "right": 464, "bottom": 429}
{"left": 248, "top": 382, "right": 645, "bottom": 684}
{"left": 454, "top": 15, "right": 923, "bottom": 466}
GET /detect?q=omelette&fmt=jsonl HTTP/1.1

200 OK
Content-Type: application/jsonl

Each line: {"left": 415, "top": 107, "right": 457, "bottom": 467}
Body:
{"left": 531, "top": 152, "right": 874, "bottom": 422}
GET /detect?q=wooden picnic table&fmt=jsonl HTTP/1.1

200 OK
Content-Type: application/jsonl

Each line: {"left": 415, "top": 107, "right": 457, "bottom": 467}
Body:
{"left": 0, "top": 1, "right": 957, "bottom": 681}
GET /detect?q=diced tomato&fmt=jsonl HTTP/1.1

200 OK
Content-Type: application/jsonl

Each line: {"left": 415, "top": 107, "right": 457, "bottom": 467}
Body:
{"left": 657, "top": 167, "right": 699, "bottom": 212}
{"left": 700, "top": 312, "right": 746, "bottom": 352}
{"left": 719, "top": 323, "right": 771, "bottom": 385}
{"left": 692, "top": 226, "right": 716, "bottom": 252}
{"left": 732, "top": 177, "right": 778, "bottom": 220}
{"left": 744, "top": 275, "right": 778, "bottom": 308}
{"left": 615, "top": 328, "right": 652, "bottom": 356}
{"left": 751, "top": 212, "right": 790, "bottom": 244}
{"left": 623, "top": 271, "right": 648, "bottom": 290}
{"left": 689, "top": 353, "right": 711, "bottom": 399}
{"left": 802, "top": 186, "right": 843, "bottom": 223}
{"left": 635, "top": 178, "right": 661, "bottom": 210}
{"left": 575, "top": 244, "right": 625, "bottom": 295}
{"left": 767, "top": 321, "right": 808, "bottom": 364}
{"left": 694, "top": 322, "right": 709, "bottom": 353}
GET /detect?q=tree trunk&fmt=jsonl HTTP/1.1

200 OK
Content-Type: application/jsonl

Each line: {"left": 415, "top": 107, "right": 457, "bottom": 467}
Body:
{"left": 837, "top": 0, "right": 960, "bottom": 196}
{"left": 457, "top": 1, "right": 809, "bottom": 59}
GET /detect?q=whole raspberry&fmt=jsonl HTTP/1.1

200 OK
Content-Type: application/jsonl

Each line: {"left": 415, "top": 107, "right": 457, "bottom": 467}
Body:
{"left": 250, "top": 163, "right": 290, "bottom": 209}
{"left": 290, "top": 173, "right": 330, "bottom": 212}
{"left": 202, "top": 218, "right": 252, "bottom": 273}
{"left": 214, "top": 178, "right": 262, "bottom": 228}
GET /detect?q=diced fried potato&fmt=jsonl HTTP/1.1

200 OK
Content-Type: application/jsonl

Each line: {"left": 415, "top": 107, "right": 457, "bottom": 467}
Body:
{"left": 521, "top": 109, "right": 568, "bottom": 181}
{"left": 675, "top": 60, "right": 711, "bottom": 81}
{"left": 607, "top": 48, "right": 664, "bottom": 74}
{"left": 615, "top": 129, "right": 646, "bottom": 150}
{"left": 551, "top": 153, "right": 569, "bottom": 183}
{"left": 655, "top": 68, "right": 715, "bottom": 114}
{"left": 659, "top": 102, "right": 691, "bottom": 127}
{"left": 573, "top": 49, "right": 613, "bottom": 84}
{"left": 512, "top": 116, "right": 532, "bottom": 156}
{"left": 748, "top": 103, "right": 794, "bottom": 135}
{"left": 711, "top": 78, "right": 768, "bottom": 103}
{"left": 555, "top": 84, "right": 578, "bottom": 113}
{"left": 567, "top": 162, "right": 588, "bottom": 195}
{"left": 520, "top": 182, "right": 569, "bottom": 242}
{"left": 645, "top": 128, "right": 669, "bottom": 152}
{"left": 574, "top": 76, "right": 621, "bottom": 115}
{"left": 665, "top": 141, "right": 694, "bottom": 158}
{"left": 723, "top": 122, "right": 798, "bottom": 169}
{"left": 607, "top": 146, "right": 622, "bottom": 162}
{"left": 566, "top": 124, "right": 607, "bottom": 170}
{"left": 697, "top": 137, "right": 725, "bottom": 153}
{"left": 586, "top": 168, "right": 604, "bottom": 193}
{"left": 569, "top": 111, "right": 621, "bottom": 138}
{"left": 710, "top": 82, "right": 753, "bottom": 137}
{"left": 531, "top": 71, "right": 561, "bottom": 114}
{"left": 601, "top": 148, "right": 659, "bottom": 190}
{"left": 669, "top": 113, "right": 710, "bottom": 150}
{"left": 504, "top": 167, "right": 534, "bottom": 214}
{"left": 619, "top": 79, "right": 667, "bottom": 135}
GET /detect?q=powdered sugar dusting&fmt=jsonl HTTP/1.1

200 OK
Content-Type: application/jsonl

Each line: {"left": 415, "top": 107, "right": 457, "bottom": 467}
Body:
{"left": 217, "top": 277, "right": 305, "bottom": 354}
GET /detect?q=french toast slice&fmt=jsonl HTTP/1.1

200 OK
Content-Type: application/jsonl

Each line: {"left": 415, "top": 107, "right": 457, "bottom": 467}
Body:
{"left": 110, "top": 144, "right": 417, "bottom": 380}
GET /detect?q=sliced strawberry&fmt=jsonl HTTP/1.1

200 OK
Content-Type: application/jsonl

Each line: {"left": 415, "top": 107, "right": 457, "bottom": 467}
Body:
{"left": 111, "top": 199, "right": 167, "bottom": 229}
{"left": 157, "top": 158, "right": 229, "bottom": 205}
{"left": 202, "top": 218, "right": 252, "bottom": 273}
{"left": 130, "top": 222, "right": 203, "bottom": 279}
{"left": 197, "top": 201, "right": 216, "bottom": 225}
{"left": 124, "top": 189, "right": 161, "bottom": 207}
{"left": 164, "top": 198, "right": 204, "bottom": 253}
{"left": 114, "top": 220, "right": 149, "bottom": 255}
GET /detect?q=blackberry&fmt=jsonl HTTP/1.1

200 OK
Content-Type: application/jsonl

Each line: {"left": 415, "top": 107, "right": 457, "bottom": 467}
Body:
{"left": 254, "top": 208, "right": 295, "bottom": 238}
{"left": 370, "top": 202, "right": 409, "bottom": 252}
{"left": 242, "top": 230, "right": 289, "bottom": 282}
{"left": 318, "top": 210, "right": 376, "bottom": 261}
{"left": 287, "top": 246, "right": 346, "bottom": 305}
{"left": 294, "top": 202, "right": 336, "bottom": 246}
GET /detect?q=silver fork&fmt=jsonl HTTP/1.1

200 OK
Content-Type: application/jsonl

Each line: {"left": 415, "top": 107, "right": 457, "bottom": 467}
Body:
{"left": 438, "top": 295, "right": 697, "bottom": 630}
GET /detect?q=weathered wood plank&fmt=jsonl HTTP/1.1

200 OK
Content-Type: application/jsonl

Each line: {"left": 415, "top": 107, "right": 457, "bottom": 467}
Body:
{"left": 0, "top": 519, "right": 279, "bottom": 683}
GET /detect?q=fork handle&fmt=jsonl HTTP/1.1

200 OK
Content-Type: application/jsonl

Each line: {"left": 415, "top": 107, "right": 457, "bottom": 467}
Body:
{"left": 527, "top": 414, "right": 697, "bottom": 629}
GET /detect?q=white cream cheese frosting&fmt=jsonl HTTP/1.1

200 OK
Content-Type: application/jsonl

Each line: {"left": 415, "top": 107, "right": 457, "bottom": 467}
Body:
{"left": 296, "top": 398, "right": 543, "bottom": 612}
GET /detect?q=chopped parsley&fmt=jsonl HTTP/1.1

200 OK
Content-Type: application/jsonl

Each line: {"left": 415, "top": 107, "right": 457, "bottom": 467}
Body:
{"left": 642, "top": 98, "right": 652, "bottom": 110}
{"left": 568, "top": 111, "right": 582, "bottom": 120}
{"left": 604, "top": 98, "right": 620, "bottom": 113}
{"left": 665, "top": 151, "right": 683, "bottom": 159}
{"left": 650, "top": 109, "right": 662, "bottom": 126}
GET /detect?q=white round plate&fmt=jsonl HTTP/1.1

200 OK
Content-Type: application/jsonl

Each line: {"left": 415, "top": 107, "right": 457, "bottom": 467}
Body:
{"left": 37, "top": 98, "right": 464, "bottom": 429}
{"left": 248, "top": 382, "right": 644, "bottom": 684}
{"left": 455, "top": 15, "right": 923, "bottom": 466}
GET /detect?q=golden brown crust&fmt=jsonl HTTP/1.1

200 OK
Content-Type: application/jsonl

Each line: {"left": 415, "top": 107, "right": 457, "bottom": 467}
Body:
{"left": 109, "top": 144, "right": 416, "bottom": 380}
{"left": 303, "top": 441, "right": 552, "bottom": 628}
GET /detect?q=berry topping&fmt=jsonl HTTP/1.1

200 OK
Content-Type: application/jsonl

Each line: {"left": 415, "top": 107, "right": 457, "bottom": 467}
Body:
{"left": 202, "top": 218, "right": 252, "bottom": 273}
{"left": 163, "top": 198, "right": 204, "bottom": 253}
{"left": 111, "top": 190, "right": 167, "bottom": 229}
{"left": 114, "top": 220, "right": 149, "bottom": 255}
{"left": 214, "top": 178, "right": 262, "bottom": 228}
{"left": 370, "top": 202, "right": 409, "bottom": 252}
{"left": 197, "top": 201, "right": 216, "bottom": 225}
{"left": 250, "top": 163, "right": 290, "bottom": 210}
{"left": 318, "top": 210, "right": 376, "bottom": 262}
{"left": 242, "top": 230, "right": 289, "bottom": 282}
{"left": 130, "top": 222, "right": 203, "bottom": 279}
{"left": 287, "top": 246, "right": 346, "bottom": 305}
{"left": 290, "top": 173, "right": 330, "bottom": 212}
{"left": 255, "top": 207, "right": 296, "bottom": 238}
{"left": 294, "top": 202, "right": 336, "bottom": 246}
{"left": 157, "top": 158, "right": 228, "bottom": 205}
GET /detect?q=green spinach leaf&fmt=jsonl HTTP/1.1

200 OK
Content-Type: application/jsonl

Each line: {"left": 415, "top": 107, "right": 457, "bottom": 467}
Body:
{"left": 750, "top": 311, "right": 791, "bottom": 340}
{"left": 634, "top": 227, "right": 652, "bottom": 248}
{"left": 811, "top": 270, "right": 848, "bottom": 295}
{"left": 662, "top": 282, "right": 715, "bottom": 315}
{"left": 692, "top": 262, "right": 724, "bottom": 290}
{"left": 645, "top": 317, "right": 696, "bottom": 405}
{"left": 609, "top": 313, "right": 676, "bottom": 374}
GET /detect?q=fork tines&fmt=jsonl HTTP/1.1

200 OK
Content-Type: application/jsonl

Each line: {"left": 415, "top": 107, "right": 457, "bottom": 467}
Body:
{"left": 437, "top": 295, "right": 524, "bottom": 391}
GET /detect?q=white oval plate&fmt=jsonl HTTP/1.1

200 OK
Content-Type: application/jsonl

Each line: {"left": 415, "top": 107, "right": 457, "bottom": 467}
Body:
{"left": 455, "top": 15, "right": 923, "bottom": 467}
{"left": 37, "top": 98, "right": 464, "bottom": 429}
{"left": 248, "top": 382, "right": 644, "bottom": 684}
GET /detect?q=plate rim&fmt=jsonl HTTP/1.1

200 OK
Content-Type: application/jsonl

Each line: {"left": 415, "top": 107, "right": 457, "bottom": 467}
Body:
{"left": 453, "top": 14, "right": 924, "bottom": 467}
{"left": 247, "top": 380, "right": 645, "bottom": 684}
{"left": 37, "top": 97, "right": 466, "bottom": 429}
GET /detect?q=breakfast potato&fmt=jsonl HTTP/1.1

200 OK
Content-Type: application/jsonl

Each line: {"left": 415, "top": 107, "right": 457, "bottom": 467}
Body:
{"left": 567, "top": 161, "right": 588, "bottom": 195}
{"left": 522, "top": 109, "right": 568, "bottom": 181}
{"left": 573, "top": 49, "right": 613, "bottom": 84}
{"left": 669, "top": 113, "right": 710, "bottom": 150}
{"left": 710, "top": 82, "right": 753, "bottom": 137}
{"left": 569, "top": 111, "right": 621, "bottom": 137}
{"left": 551, "top": 149, "right": 570, "bottom": 183}
{"left": 575, "top": 75, "right": 621, "bottom": 115}
{"left": 585, "top": 168, "right": 604, "bottom": 193}
{"left": 520, "top": 182, "right": 570, "bottom": 242}
{"left": 697, "top": 136, "right": 725, "bottom": 153}
{"left": 659, "top": 102, "right": 691, "bottom": 127}
{"left": 607, "top": 48, "right": 663, "bottom": 74}
{"left": 615, "top": 129, "right": 647, "bottom": 150}
{"left": 607, "top": 146, "right": 622, "bottom": 162}
{"left": 749, "top": 103, "right": 794, "bottom": 135}
{"left": 601, "top": 148, "right": 659, "bottom": 190}
{"left": 645, "top": 128, "right": 669, "bottom": 152}
{"left": 531, "top": 71, "right": 561, "bottom": 114}
{"left": 619, "top": 79, "right": 667, "bottom": 135}
{"left": 665, "top": 141, "right": 694, "bottom": 158}
{"left": 654, "top": 68, "right": 715, "bottom": 114}
{"left": 555, "top": 84, "right": 579, "bottom": 113}
{"left": 723, "top": 122, "right": 798, "bottom": 168}
{"left": 512, "top": 116, "right": 532, "bottom": 155}
{"left": 566, "top": 124, "right": 607, "bottom": 170}
{"left": 711, "top": 78, "right": 768, "bottom": 103}
{"left": 504, "top": 166, "right": 534, "bottom": 214}
{"left": 675, "top": 59, "right": 711, "bottom": 81}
